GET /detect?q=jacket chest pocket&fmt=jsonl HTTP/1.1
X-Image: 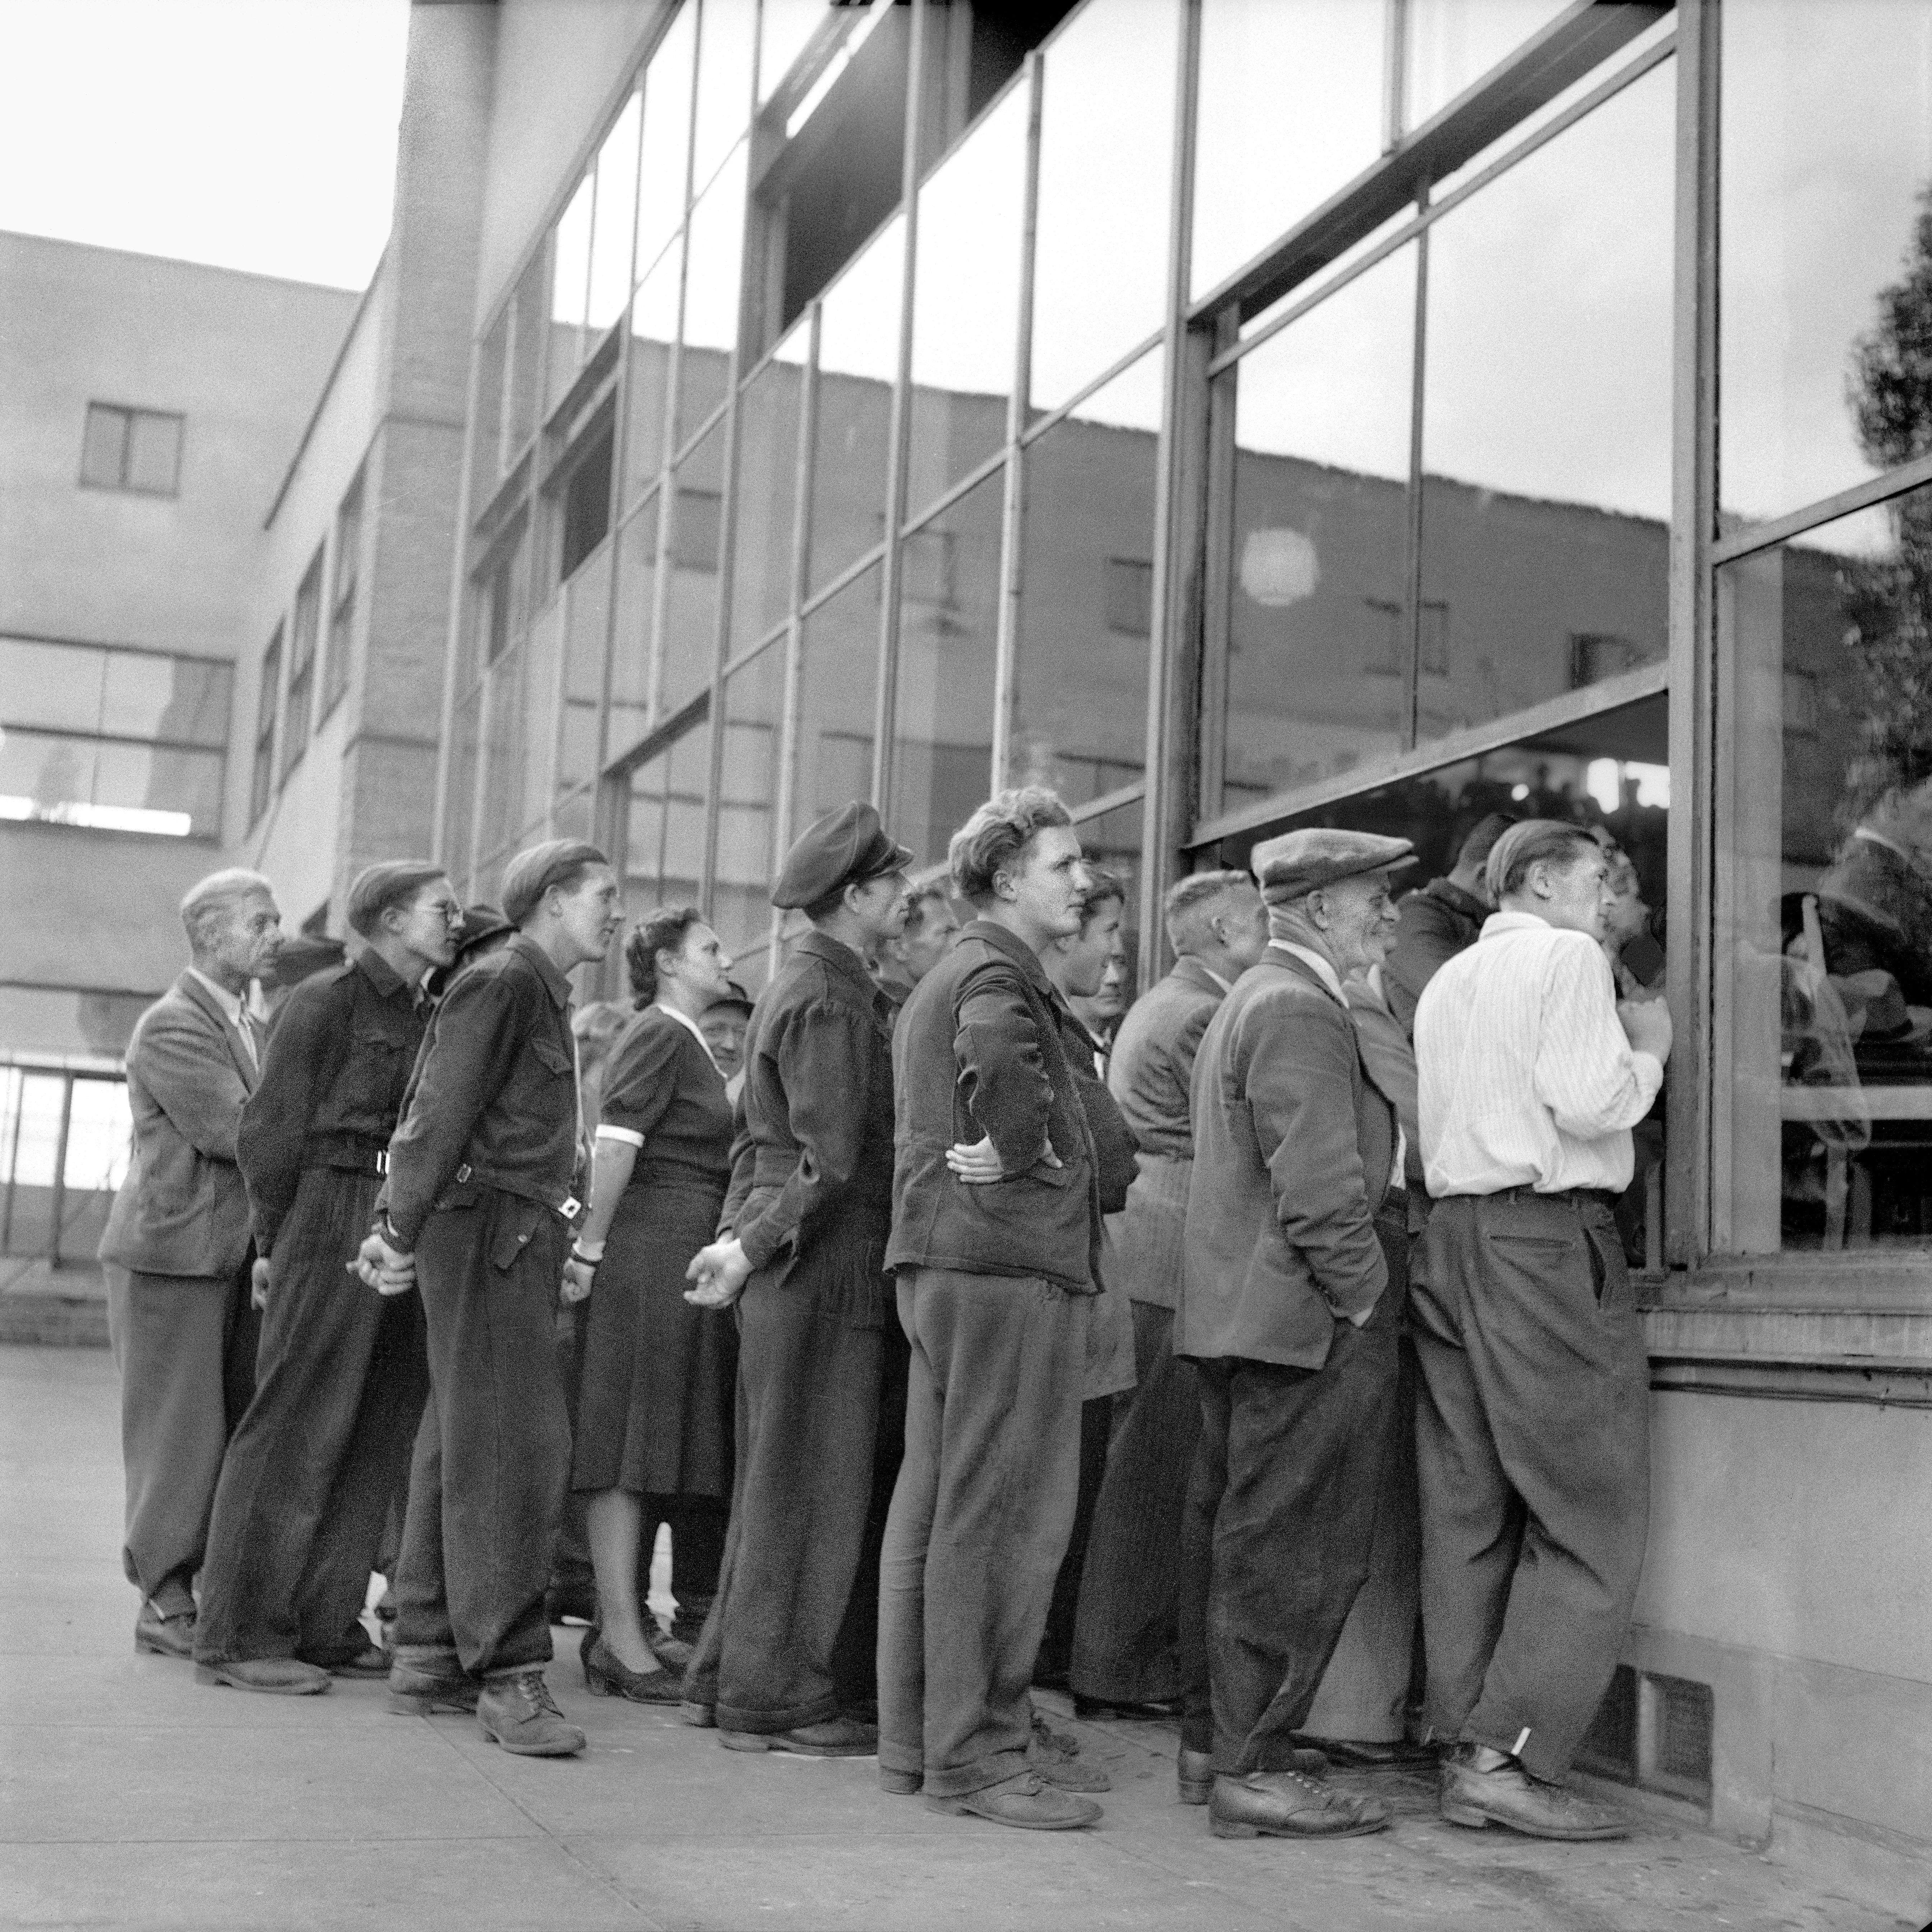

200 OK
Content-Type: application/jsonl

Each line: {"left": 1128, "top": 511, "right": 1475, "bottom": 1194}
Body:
{"left": 529, "top": 1037, "right": 573, "bottom": 1080}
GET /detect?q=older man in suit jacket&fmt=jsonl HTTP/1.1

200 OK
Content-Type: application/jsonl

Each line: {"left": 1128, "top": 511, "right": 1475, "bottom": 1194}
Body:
{"left": 1068, "top": 870, "right": 1267, "bottom": 1712}
{"left": 100, "top": 869, "right": 283, "bottom": 1659}
{"left": 1174, "top": 827, "right": 1413, "bottom": 1843}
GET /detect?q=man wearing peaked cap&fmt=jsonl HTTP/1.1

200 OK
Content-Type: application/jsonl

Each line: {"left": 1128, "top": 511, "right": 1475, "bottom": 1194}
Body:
{"left": 681, "top": 802, "right": 911, "bottom": 1756}
{"left": 1172, "top": 825, "right": 1413, "bottom": 1841}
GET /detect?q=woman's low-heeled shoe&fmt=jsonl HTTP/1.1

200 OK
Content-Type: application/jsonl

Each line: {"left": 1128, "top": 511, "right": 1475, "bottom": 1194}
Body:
{"left": 581, "top": 1630, "right": 681, "bottom": 1703}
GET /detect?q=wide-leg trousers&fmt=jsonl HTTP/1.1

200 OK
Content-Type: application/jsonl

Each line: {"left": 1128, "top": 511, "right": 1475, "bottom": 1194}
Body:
{"left": 681, "top": 1270, "right": 884, "bottom": 1734}
{"left": 109, "top": 1260, "right": 260, "bottom": 1610}
{"left": 1409, "top": 1189, "right": 1649, "bottom": 1783}
{"left": 1178, "top": 1219, "right": 1402, "bottom": 1776}
{"left": 877, "top": 1269, "right": 1087, "bottom": 1799}
{"left": 391, "top": 1191, "right": 571, "bottom": 1680}
{"left": 195, "top": 1167, "right": 428, "bottom": 1666}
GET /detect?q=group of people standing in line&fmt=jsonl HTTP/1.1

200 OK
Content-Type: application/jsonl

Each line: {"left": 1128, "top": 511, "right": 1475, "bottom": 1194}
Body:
{"left": 101, "top": 780, "right": 1670, "bottom": 1845}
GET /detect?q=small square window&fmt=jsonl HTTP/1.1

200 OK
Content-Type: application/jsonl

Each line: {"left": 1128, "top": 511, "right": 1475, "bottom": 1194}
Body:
{"left": 79, "top": 403, "right": 183, "bottom": 496}
{"left": 80, "top": 406, "right": 128, "bottom": 489}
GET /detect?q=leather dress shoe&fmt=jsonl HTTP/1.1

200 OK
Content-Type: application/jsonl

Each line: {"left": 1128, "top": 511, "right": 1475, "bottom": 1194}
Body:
{"left": 1209, "top": 1769, "right": 1390, "bottom": 1840}
{"left": 476, "top": 1671, "right": 585, "bottom": 1757}
{"left": 385, "top": 1658, "right": 481, "bottom": 1716}
{"left": 925, "top": 1771, "right": 1102, "bottom": 1831}
{"left": 718, "top": 1715, "right": 878, "bottom": 1757}
{"left": 581, "top": 1630, "right": 680, "bottom": 1704}
{"left": 1027, "top": 1711, "right": 1110, "bottom": 1793}
{"left": 679, "top": 1699, "right": 716, "bottom": 1727}
{"left": 1439, "top": 1747, "right": 1629, "bottom": 1840}
{"left": 134, "top": 1602, "right": 196, "bottom": 1659}
{"left": 195, "top": 1656, "right": 331, "bottom": 1695}
{"left": 1178, "top": 1744, "right": 1328, "bottom": 1805}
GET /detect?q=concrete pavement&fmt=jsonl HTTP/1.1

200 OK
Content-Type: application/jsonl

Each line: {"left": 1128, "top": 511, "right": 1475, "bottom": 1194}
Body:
{"left": 1, "top": 1342, "right": 1913, "bottom": 1932}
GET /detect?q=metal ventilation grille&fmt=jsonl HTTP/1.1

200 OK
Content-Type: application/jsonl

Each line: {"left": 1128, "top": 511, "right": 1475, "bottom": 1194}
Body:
{"left": 1575, "top": 1665, "right": 1714, "bottom": 1808}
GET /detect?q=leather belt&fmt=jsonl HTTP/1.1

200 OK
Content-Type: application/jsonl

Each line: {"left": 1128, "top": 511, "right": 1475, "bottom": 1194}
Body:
{"left": 305, "top": 1134, "right": 390, "bottom": 1176}
{"left": 452, "top": 1162, "right": 582, "bottom": 1224}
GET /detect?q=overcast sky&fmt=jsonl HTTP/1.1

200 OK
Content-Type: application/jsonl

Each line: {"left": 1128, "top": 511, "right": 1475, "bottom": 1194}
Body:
{"left": 0, "top": 0, "right": 407, "bottom": 290}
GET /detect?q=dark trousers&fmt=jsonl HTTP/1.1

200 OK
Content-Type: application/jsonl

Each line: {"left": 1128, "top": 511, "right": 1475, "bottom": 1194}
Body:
{"left": 392, "top": 1192, "right": 572, "bottom": 1680}
{"left": 1069, "top": 1300, "right": 1199, "bottom": 1703}
{"left": 829, "top": 1314, "right": 909, "bottom": 1712}
{"left": 878, "top": 1269, "right": 1086, "bottom": 1799}
{"left": 195, "top": 1168, "right": 429, "bottom": 1666}
{"left": 109, "top": 1260, "right": 260, "bottom": 1609}
{"left": 682, "top": 1271, "right": 883, "bottom": 1733}
{"left": 1178, "top": 1225, "right": 1401, "bottom": 1775}
{"left": 1035, "top": 1395, "right": 1113, "bottom": 1687}
{"left": 1410, "top": 1190, "right": 1650, "bottom": 1782}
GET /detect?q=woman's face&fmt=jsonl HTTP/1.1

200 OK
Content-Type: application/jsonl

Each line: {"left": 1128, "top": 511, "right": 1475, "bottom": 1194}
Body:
{"left": 664, "top": 922, "right": 733, "bottom": 1004}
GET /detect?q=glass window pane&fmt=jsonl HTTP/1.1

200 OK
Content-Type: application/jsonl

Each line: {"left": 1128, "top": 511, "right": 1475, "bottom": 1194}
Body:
{"left": 1, "top": 637, "right": 106, "bottom": 735}
{"left": 625, "top": 239, "right": 684, "bottom": 509}
{"left": 796, "top": 566, "right": 879, "bottom": 850}
{"left": 1405, "top": 0, "right": 1570, "bottom": 131}
{"left": 694, "top": 0, "right": 755, "bottom": 192}
{"left": 1418, "top": 64, "right": 1673, "bottom": 743}
{"left": 891, "top": 474, "right": 1001, "bottom": 866}
{"left": 80, "top": 403, "right": 126, "bottom": 487}
{"left": 716, "top": 642, "right": 788, "bottom": 961}
{"left": 1191, "top": 0, "right": 1386, "bottom": 301}
{"left": 126, "top": 412, "right": 182, "bottom": 494}
{"left": 95, "top": 742, "right": 224, "bottom": 836}
{"left": 810, "top": 213, "right": 902, "bottom": 592}
{"left": 728, "top": 323, "right": 810, "bottom": 657}
{"left": 678, "top": 139, "right": 748, "bottom": 445}
{"left": 1030, "top": 0, "right": 1178, "bottom": 416}
{"left": 1222, "top": 245, "right": 1415, "bottom": 814}
{"left": 1719, "top": 481, "right": 1932, "bottom": 1254}
{"left": 507, "top": 253, "right": 549, "bottom": 457}
{"left": 637, "top": 4, "right": 697, "bottom": 283}
{"left": 444, "top": 686, "right": 482, "bottom": 880}
{"left": 1014, "top": 348, "right": 1159, "bottom": 805}
{"left": 621, "top": 726, "right": 710, "bottom": 916}
{"left": 609, "top": 495, "right": 661, "bottom": 766}
{"left": 589, "top": 92, "right": 642, "bottom": 333}
{"left": 559, "top": 418, "right": 616, "bottom": 581}
{"left": 559, "top": 536, "right": 613, "bottom": 796}
{"left": 99, "top": 650, "right": 207, "bottom": 745}
{"left": 548, "top": 173, "right": 596, "bottom": 413}
{"left": 520, "top": 600, "right": 564, "bottom": 837}
{"left": 0, "top": 731, "right": 101, "bottom": 818}
{"left": 471, "top": 308, "right": 508, "bottom": 504}
{"left": 906, "top": 83, "right": 1026, "bottom": 520}
{"left": 1720, "top": 0, "right": 1932, "bottom": 530}
{"left": 760, "top": 0, "right": 825, "bottom": 104}
{"left": 662, "top": 420, "right": 729, "bottom": 719}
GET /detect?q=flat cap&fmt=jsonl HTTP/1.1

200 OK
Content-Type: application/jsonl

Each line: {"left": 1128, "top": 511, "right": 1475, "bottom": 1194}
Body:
{"left": 1250, "top": 828, "right": 1416, "bottom": 903}
{"left": 772, "top": 802, "right": 912, "bottom": 911}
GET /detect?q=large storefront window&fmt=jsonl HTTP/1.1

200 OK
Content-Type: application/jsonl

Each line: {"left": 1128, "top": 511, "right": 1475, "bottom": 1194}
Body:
{"left": 1718, "top": 483, "right": 1932, "bottom": 1254}
{"left": 728, "top": 325, "right": 809, "bottom": 659}
{"left": 714, "top": 643, "right": 787, "bottom": 969}
{"left": 795, "top": 564, "right": 879, "bottom": 851}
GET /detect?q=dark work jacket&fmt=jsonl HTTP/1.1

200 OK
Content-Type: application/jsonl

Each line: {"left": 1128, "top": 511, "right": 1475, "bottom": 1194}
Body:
{"left": 1178, "top": 946, "right": 1394, "bottom": 1372}
{"left": 239, "top": 948, "right": 425, "bottom": 1258}
{"left": 887, "top": 919, "right": 1101, "bottom": 1294}
{"left": 1056, "top": 997, "right": 1139, "bottom": 1218}
{"left": 382, "top": 934, "right": 580, "bottom": 1249}
{"left": 1384, "top": 878, "right": 1488, "bottom": 1037}
{"left": 726, "top": 929, "right": 897, "bottom": 1327}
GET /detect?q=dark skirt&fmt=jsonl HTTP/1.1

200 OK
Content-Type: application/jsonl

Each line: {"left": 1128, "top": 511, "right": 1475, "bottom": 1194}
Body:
{"left": 571, "top": 1177, "right": 736, "bottom": 1498}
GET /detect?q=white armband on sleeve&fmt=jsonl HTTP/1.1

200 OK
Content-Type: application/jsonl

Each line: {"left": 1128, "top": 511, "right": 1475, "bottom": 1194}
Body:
{"left": 595, "top": 1124, "right": 645, "bottom": 1148}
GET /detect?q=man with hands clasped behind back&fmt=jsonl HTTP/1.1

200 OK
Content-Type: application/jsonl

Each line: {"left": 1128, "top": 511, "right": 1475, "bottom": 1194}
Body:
{"left": 360, "top": 840, "right": 621, "bottom": 1758}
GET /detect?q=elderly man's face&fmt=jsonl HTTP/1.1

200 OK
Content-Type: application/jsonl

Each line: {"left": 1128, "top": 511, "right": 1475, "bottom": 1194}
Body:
{"left": 205, "top": 889, "right": 284, "bottom": 985}
{"left": 1313, "top": 873, "right": 1400, "bottom": 978}
{"left": 699, "top": 1006, "right": 749, "bottom": 1077}
{"left": 1535, "top": 848, "right": 1615, "bottom": 941}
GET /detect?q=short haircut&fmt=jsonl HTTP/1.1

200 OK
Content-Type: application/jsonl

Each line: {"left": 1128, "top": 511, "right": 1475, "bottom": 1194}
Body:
{"left": 180, "top": 869, "right": 274, "bottom": 953}
{"left": 902, "top": 883, "right": 955, "bottom": 938}
{"left": 948, "top": 786, "right": 1073, "bottom": 905}
{"left": 1077, "top": 865, "right": 1127, "bottom": 933}
{"left": 500, "top": 839, "right": 608, "bottom": 928}
{"left": 1485, "top": 819, "right": 1599, "bottom": 903}
{"left": 345, "top": 861, "right": 447, "bottom": 939}
{"left": 624, "top": 905, "right": 704, "bottom": 1004}
{"left": 1455, "top": 811, "right": 1517, "bottom": 872}
{"left": 1163, "top": 869, "right": 1256, "bottom": 953}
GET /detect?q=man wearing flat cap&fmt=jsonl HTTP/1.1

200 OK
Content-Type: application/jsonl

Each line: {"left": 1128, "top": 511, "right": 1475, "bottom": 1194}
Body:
{"left": 363, "top": 838, "right": 622, "bottom": 1757}
{"left": 1174, "top": 827, "right": 1413, "bottom": 1842}
{"left": 681, "top": 801, "right": 910, "bottom": 1758}
{"left": 194, "top": 862, "right": 462, "bottom": 1694}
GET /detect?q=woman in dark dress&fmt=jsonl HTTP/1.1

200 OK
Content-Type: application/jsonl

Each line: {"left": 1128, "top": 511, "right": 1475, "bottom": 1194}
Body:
{"left": 568, "top": 907, "right": 738, "bottom": 1700}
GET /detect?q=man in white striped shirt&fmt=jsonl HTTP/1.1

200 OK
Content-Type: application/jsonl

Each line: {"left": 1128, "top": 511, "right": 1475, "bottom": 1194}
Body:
{"left": 1412, "top": 819, "right": 1672, "bottom": 1842}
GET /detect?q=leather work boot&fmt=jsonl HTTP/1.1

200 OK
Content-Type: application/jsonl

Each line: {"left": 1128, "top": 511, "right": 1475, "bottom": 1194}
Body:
{"left": 1209, "top": 1769, "right": 1390, "bottom": 1840}
{"left": 1027, "top": 1711, "right": 1110, "bottom": 1793}
{"left": 134, "top": 1601, "right": 196, "bottom": 1660}
{"left": 477, "top": 1671, "right": 586, "bottom": 1757}
{"left": 386, "top": 1658, "right": 481, "bottom": 1716}
{"left": 1178, "top": 1744, "right": 1330, "bottom": 1805}
{"left": 925, "top": 1771, "right": 1102, "bottom": 1831}
{"left": 718, "top": 1715, "right": 878, "bottom": 1757}
{"left": 1439, "top": 1746, "right": 1629, "bottom": 1840}
{"left": 194, "top": 1656, "right": 331, "bottom": 1695}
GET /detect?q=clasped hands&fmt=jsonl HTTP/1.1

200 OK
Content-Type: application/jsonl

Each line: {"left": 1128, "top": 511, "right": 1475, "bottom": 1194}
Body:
{"left": 351, "top": 1230, "right": 417, "bottom": 1297}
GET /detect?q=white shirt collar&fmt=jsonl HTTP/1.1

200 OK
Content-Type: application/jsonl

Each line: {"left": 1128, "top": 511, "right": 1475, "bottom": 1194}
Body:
{"left": 1481, "top": 910, "right": 1553, "bottom": 937}
{"left": 1854, "top": 825, "right": 1913, "bottom": 864}
{"left": 1276, "top": 942, "right": 1346, "bottom": 1006}
{"left": 1198, "top": 963, "right": 1233, "bottom": 994}
{"left": 188, "top": 968, "right": 248, "bottom": 1027}
{"left": 656, "top": 1001, "right": 723, "bottom": 1076}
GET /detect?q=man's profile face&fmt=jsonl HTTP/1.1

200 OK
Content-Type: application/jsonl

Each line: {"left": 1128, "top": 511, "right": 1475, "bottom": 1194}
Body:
{"left": 394, "top": 877, "right": 463, "bottom": 971}
{"left": 1061, "top": 897, "right": 1123, "bottom": 999}
{"left": 1002, "top": 826, "right": 1088, "bottom": 942}
{"left": 208, "top": 890, "right": 284, "bottom": 984}
{"left": 1317, "top": 874, "right": 1399, "bottom": 976}
{"left": 556, "top": 866, "right": 623, "bottom": 961}
{"left": 699, "top": 1006, "right": 748, "bottom": 1077}
{"left": 852, "top": 870, "right": 911, "bottom": 946}
{"left": 895, "top": 894, "right": 960, "bottom": 982}
{"left": 1536, "top": 849, "right": 1613, "bottom": 941}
